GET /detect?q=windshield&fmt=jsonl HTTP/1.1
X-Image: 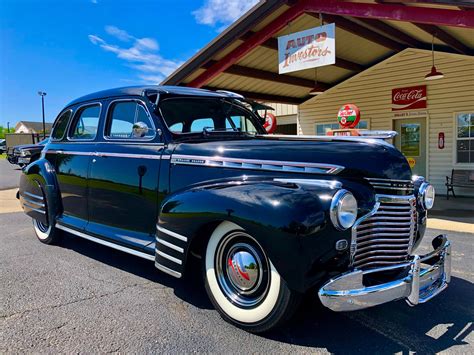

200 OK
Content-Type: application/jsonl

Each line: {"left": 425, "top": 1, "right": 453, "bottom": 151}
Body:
{"left": 159, "top": 97, "right": 266, "bottom": 135}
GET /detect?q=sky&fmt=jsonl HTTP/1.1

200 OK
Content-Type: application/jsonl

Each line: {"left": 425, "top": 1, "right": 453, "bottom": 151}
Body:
{"left": 0, "top": 0, "right": 258, "bottom": 128}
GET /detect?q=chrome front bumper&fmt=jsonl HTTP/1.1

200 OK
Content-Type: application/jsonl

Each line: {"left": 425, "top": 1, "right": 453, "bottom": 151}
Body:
{"left": 318, "top": 235, "right": 451, "bottom": 311}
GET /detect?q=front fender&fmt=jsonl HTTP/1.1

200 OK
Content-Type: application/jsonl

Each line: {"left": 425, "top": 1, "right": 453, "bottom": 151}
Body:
{"left": 19, "top": 158, "right": 61, "bottom": 226}
{"left": 157, "top": 179, "right": 350, "bottom": 292}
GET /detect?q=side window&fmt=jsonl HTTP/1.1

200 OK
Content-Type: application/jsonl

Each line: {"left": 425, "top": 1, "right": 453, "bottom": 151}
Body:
{"left": 106, "top": 101, "right": 155, "bottom": 139}
{"left": 51, "top": 110, "right": 72, "bottom": 140}
{"left": 70, "top": 105, "right": 101, "bottom": 140}
{"left": 169, "top": 122, "right": 183, "bottom": 133}
{"left": 190, "top": 118, "right": 215, "bottom": 132}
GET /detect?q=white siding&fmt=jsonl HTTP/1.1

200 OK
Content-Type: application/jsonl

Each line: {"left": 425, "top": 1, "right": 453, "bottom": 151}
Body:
{"left": 299, "top": 49, "right": 474, "bottom": 195}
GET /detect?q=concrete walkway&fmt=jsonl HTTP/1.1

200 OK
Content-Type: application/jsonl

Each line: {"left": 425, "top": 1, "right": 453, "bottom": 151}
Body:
{"left": 0, "top": 158, "right": 21, "bottom": 190}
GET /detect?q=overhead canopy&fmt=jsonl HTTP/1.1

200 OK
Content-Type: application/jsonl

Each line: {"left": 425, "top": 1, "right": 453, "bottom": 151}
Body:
{"left": 162, "top": 0, "right": 474, "bottom": 104}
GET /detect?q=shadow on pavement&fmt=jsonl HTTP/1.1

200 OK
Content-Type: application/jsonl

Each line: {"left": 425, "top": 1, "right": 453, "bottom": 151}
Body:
{"left": 59, "top": 233, "right": 473, "bottom": 353}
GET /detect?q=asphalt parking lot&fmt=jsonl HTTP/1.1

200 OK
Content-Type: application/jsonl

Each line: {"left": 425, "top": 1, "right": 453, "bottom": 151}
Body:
{"left": 1, "top": 159, "right": 473, "bottom": 353}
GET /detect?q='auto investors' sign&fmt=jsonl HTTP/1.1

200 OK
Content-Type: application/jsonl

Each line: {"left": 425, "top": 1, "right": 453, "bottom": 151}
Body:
{"left": 278, "top": 23, "right": 335, "bottom": 74}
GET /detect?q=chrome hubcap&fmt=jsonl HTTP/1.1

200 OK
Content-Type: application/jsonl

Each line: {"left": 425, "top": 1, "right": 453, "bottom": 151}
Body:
{"left": 227, "top": 246, "right": 261, "bottom": 292}
{"left": 215, "top": 231, "right": 270, "bottom": 308}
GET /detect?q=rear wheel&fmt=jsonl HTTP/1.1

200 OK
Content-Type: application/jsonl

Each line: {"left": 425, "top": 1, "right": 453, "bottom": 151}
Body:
{"left": 33, "top": 218, "right": 61, "bottom": 244}
{"left": 204, "top": 221, "right": 300, "bottom": 333}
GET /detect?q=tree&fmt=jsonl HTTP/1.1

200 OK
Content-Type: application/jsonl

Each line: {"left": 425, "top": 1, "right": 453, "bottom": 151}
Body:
{"left": 0, "top": 126, "right": 15, "bottom": 139}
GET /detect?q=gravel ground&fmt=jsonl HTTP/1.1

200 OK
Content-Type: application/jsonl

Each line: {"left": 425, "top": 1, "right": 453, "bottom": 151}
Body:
{"left": 0, "top": 211, "right": 472, "bottom": 353}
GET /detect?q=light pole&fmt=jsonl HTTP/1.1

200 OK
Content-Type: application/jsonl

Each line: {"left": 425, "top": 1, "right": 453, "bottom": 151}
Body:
{"left": 7, "top": 121, "right": 10, "bottom": 133}
{"left": 38, "top": 91, "right": 47, "bottom": 138}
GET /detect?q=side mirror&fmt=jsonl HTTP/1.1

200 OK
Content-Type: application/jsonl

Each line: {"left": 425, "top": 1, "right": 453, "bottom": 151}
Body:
{"left": 132, "top": 122, "right": 149, "bottom": 138}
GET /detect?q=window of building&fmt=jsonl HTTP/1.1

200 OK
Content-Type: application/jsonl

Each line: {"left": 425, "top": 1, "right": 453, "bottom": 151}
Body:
{"left": 315, "top": 120, "right": 369, "bottom": 135}
{"left": 70, "top": 105, "right": 101, "bottom": 140}
{"left": 51, "top": 110, "right": 72, "bottom": 140}
{"left": 106, "top": 101, "right": 155, "bottom": 139}
{"left": 456, "top": 113, "right": 474, "bottom": 164}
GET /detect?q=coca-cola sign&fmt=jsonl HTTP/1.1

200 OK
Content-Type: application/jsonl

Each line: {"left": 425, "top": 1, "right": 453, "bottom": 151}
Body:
{"left": 392, "top": 85, "right": 427, "bottom": 111}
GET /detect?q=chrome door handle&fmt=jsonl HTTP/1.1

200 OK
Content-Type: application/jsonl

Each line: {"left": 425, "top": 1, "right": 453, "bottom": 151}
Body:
{"left": 92, "top": 158, "right": 97, "bottom": 163}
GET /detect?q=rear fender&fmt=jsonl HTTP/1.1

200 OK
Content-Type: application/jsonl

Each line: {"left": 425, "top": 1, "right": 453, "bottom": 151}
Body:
{"left": 156, "top": 179, "right": 344, "bottom": 291}
{"left": 19, "top": 159, "right": 61, "bottom": 226}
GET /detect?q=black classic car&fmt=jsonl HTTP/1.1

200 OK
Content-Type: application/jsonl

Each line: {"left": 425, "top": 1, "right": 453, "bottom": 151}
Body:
{"left": 18, "top": 86, "right": 450, "bottom": 333}
{"left": 7, "top": 138, "right": 49, "bottom": 168}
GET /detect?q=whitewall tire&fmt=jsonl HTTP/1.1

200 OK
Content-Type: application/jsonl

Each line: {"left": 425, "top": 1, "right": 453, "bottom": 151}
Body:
{"left": 33, "top": 218, "right": 61, "bottom": 244}
{"left": 204, "top": 221, "right": 300, "bottom": 333}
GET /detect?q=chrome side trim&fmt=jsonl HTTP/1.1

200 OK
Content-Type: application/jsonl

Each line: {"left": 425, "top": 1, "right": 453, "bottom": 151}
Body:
{"left": 156, "top": 237, "right": 184, "bottom": 253}
{"left": 155, "top": 261, "right": 182, "bottom": 278}
{"left": 56, "top": 224, "right": 155, "bottom": 261}
{"left": 156, "top": 225, "right": 188, "bottom": 242}
{"left": 273, "top": 178, "right": 342, "bottom": 189}
{"left": 23, "top": 202, "right": 45, "bottom": 214}
{"left": 171, "top": 154, "right": 344, "bottom": 175}
{"left": 157, "top": 250, "right": 182, "bottom": 265}
{"left": 94, "top": 152, "right": 162, "bottom": 160}
{"left": 48, "top": 150, "right": 162, "bottom": 160}
{"left": 23, "top": 191, "right": 44, "bottom": 201}
{"left": 21, "top": 195, "right": 45, "bottom": 207}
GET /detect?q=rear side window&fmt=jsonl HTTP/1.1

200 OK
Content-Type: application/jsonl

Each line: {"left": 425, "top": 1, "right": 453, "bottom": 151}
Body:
{"left": 51, "top": 110, "right": 72, "bottom": 140}
{"left": 105, "top": 101, "right": 155, "bottom": 139}
{"left": 69, "top": 104, "right": 101, "bottom": 140}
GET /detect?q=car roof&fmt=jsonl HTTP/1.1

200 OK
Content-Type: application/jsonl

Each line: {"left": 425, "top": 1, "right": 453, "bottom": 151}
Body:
{"left": 65, "top": 85, "right": 242, "bottom": 107}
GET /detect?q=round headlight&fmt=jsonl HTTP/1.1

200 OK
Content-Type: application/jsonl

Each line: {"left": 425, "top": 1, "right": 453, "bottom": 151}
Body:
{"left": 330, "top": 190, "right": 358, "bottom": 231}
{"left": 420, "top": 183, "right": 435, "bottom": 210}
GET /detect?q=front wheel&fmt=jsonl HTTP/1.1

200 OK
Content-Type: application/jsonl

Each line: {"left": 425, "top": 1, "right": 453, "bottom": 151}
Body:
{"left": 204, "top": 221, "right": 300, "bottom": 333}
{"left": 33, "top": 218, "right": 61, "bottom": 244}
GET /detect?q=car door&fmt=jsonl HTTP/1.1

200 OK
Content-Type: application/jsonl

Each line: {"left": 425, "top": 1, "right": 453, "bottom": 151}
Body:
{"left": 87, "top": 98, "right": 163, "bottom": 251}
{"left": 54, "top": 103, "right": 101, "bottom": 229}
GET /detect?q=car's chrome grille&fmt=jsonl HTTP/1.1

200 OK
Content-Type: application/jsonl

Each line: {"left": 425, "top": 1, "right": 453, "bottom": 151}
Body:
{"left": 351, "top": 194, "right": 417, "bottom": 270}
{"left": 365, "top": 178, "right": 414, "bottom": 195}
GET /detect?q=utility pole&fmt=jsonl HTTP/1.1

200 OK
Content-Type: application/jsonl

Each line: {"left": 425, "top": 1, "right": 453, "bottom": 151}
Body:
{"left": 7, "top": 121, "right": 10, "bottom": 133}
{"left": 38, "top": 91, "right": 47, "bottom": 138}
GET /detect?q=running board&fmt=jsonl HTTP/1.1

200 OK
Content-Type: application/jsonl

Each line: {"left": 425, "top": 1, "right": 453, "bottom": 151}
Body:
{"left": 55, "top": 224, "right": 155, "bottom": 261}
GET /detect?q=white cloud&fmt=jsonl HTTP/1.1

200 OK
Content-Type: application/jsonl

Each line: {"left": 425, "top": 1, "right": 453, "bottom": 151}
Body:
{"left": 105, "top": 25, "right": 134, "bottom": 42}
{"left": 193, "top": 0, "right": 258, "bottom": 28}
{"left": 88, "top": 26, "right": 183, "bottom": 84}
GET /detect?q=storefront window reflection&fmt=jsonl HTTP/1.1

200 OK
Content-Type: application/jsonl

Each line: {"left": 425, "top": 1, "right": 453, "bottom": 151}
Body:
{"left": 456, "top": 113, "right": 474, "bottom": 163}
{"left": 401, "top": 123, "right": 420, "bottom": 157}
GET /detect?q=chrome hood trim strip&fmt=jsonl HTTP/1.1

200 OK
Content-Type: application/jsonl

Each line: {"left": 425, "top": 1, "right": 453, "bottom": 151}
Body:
{"left": 171, "top": 154, "right": 344, "bottom": 175}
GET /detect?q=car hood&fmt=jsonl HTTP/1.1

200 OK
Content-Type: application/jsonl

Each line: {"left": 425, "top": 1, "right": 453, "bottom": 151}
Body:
{"left": 172, "top": 135, "right": 412, "bottom": 180}
{"left": 14, "top": 144, "right": 44, "bottom": 151}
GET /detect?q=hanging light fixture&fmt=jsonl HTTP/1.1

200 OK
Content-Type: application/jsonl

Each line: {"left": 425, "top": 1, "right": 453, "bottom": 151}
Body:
{"left": 309, "top": 68, "right": 325, "bottom": 95}
{"left": 425, "top": 34, "right": 444, "bottom": 80}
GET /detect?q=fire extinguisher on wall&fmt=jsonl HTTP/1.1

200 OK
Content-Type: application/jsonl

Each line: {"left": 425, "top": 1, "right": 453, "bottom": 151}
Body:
{"left": 438, "top": 132, "right": 445, "bottom": 149}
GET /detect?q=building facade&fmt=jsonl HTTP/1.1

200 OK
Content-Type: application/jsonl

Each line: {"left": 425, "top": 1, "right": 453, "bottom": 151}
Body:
{"left": 298, "top": 49, "right": 474, "bottom": 195}
{"left": 15, "top": 121, "right": 53, "bottom": 134}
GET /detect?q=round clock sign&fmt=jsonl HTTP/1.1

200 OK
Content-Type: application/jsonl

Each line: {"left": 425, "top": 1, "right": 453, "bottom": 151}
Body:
{"left": 337, "top": 104, "right": 360, "bottom": 128}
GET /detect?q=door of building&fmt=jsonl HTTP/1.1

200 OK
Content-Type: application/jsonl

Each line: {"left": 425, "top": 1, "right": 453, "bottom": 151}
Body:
{"left": 393, "top": 117, "right": 427, "bottom": 177}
